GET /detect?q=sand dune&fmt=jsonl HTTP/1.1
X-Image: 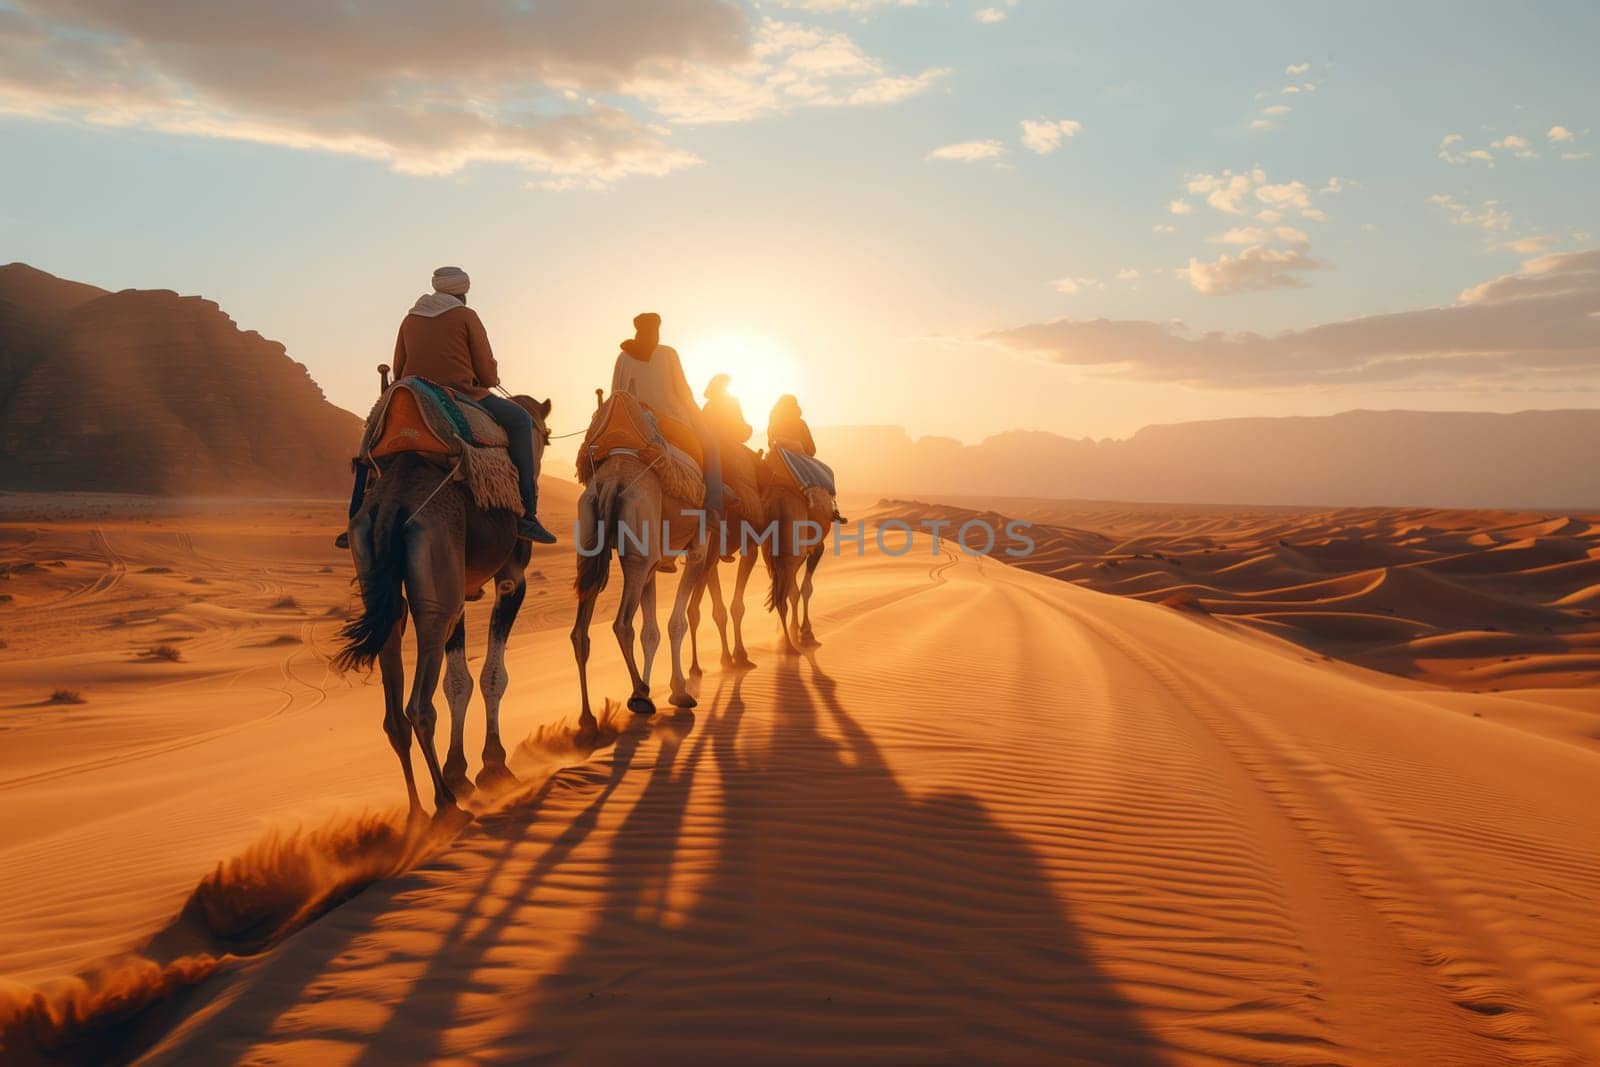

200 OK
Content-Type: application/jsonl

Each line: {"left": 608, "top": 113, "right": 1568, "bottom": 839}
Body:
{"left": 888, "top": 497, "right": 1600, "bottom": 702}
{"left": 3, "top": 495, "right": 1600, "bottom": 1063}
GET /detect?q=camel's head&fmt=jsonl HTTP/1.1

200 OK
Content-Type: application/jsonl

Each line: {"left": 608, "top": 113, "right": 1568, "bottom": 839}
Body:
{"left": 510, "top": 395, "right": 554, "bottom": 450}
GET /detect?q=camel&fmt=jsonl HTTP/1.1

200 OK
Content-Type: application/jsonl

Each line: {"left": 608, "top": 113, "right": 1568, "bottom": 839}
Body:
{"left": 572, "top": 453, "right": 711, "bottom": 720}
{"left": 688, "top": 445, "right": 767, "bottom": 674}
{"left": 763, "top": 474, "right": 833, "bottom": 654}
{"left": 334, "top": 395, "right": 552, "bottom": 817}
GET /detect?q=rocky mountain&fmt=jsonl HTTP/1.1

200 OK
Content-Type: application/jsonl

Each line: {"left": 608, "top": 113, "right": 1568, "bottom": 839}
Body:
{"left": 816, "top": 409, "right": 1600, "bottom": 509}
{"left": 0, "top": 263, "right": 360, "bottom": 496}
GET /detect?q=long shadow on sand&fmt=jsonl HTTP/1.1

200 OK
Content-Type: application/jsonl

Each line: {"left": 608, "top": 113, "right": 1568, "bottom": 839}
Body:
{"left": 130, "top": 652, "right": 1161, "bottom": 1064}
{"left": 488, "top": 655, "right": 1164, "bottom": 1064}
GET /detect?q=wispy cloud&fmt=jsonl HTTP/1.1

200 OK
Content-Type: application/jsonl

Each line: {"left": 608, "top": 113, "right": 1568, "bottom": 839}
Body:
{"left": 0, "top": 4, "right": 941, "bottom": 185}
{"left": 1428, "top": 193, "right": 1513, "bottom": 232}
{"left": 928, "top": 139, "right": 1006, "bottom": 162}
{"left": 1179, "top": 244, "right": 1321, "bottom": 295}
{"left": 1019, "top": 118, "right": 1081, "bottom": 154}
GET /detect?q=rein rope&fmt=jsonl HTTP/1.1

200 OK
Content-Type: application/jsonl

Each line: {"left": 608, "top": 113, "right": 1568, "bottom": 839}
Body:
{"left": 404, "top": 456, "right": 465, "bottom": 526}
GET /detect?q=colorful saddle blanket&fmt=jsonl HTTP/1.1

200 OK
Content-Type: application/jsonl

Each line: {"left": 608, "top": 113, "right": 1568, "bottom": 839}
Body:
{"left": 576, "top": 393, "right": 705, "bottom": 506}
{"left": 358, "top": 377, "right": 522, "bottom": 513}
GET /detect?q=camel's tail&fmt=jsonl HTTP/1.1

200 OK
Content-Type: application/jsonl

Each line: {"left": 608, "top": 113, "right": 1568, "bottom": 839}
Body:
{"left": 575, "top": 478, "right": 620, "bottom": 600}
{"left": 334, "top": 479, "right": 408, "bottom": 672}
{"left": 764, "top": 513, "right": 786, "bottom": 613}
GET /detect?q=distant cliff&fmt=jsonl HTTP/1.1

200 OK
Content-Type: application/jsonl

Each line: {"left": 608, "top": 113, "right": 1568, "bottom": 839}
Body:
{"left": 0, "top": 263, "right": 360, "bottom": 496}
{"left": 816, "top": 410, "right": 1600, "bottom": 509}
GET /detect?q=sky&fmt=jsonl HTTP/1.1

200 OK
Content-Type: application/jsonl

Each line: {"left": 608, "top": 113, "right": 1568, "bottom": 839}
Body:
{"left": 2, "top": 0, "right": 1598, "bottom": 451}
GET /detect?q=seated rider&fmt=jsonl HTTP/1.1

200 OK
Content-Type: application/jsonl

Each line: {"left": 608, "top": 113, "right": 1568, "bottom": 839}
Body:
{"left": 702, "top": 373, "right": 752, "bottom": 449}
{"left": 611, "top": 312, "right": 724, "bottom": 517}
{"left": 339, "top": 267, "right": 556, "bottom": 546}
{"left": 767, "top": 394, "right": 844, "bottom": 524}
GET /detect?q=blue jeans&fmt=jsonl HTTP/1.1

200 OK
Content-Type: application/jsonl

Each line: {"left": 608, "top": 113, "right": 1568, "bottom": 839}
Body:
{"left": 474, "top": 393, "right": 541, "bottom": 517}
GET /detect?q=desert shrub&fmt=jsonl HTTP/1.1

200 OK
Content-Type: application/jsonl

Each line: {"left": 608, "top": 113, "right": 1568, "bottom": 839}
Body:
{"left": 49, "top": 688, "right": 86, "bottom": 705}
{"left": 141, "top": 644, "right": 183, "bottom": 662}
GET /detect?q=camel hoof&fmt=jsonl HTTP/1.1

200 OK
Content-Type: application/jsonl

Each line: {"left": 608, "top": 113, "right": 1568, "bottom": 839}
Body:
{"left": 443, "top": 773, "right": 476, "bottom": 801}
{"left": 475, "top": 762, "right": 519, "bottom": 792}
{"left": 732, "top": 654, "right": 756, "bottom": 671}
{"left": 669, "top": 690, "right": 697, "bottom": 709}
{"left": 690, "top": 664, "right": 703, "bottom": 679}
{"left": 431, "top": 803, "right": 474, "bottom": 835}
{"left": 721, "top": 653, "right": 735, "bottom": 668}
{"left": 801, "top": 633, "right": 821, "bottom": 648}
{"left": 628, "top": 695, "right": 657, "bottom": 716}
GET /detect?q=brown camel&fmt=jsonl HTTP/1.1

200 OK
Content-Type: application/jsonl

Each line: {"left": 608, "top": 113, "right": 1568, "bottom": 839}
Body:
{"left": 763, "top": 478, "right": 833, "bottom": 654}
{"left": 335, "top": 395, "right": 552, "bottom": 817}
{"left": 688, "top": 447, "right": 766, "bottom": 673}
{"left": 572, "top": 453, "right": 711, "bottom": 719}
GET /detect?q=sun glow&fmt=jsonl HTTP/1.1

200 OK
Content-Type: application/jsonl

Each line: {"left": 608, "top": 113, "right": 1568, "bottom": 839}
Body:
{"left": 679, "top": 332, "right": 805, "bottom": 441}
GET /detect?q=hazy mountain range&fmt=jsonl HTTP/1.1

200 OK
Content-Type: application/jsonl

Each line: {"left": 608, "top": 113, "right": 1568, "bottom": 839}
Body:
{"left": 816, "top": 411, "right": 1600, "bottom": 510}
{"left": 2, "top": 263, "right": 1595, "bottom": 509}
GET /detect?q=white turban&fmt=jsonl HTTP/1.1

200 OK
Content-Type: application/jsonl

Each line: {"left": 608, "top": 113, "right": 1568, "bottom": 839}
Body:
{"left": 431, "top": 266, "right": 470, "bottom": 296}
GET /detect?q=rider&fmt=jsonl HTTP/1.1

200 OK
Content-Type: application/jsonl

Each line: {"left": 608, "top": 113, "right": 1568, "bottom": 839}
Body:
{"left": 767, "top": 394, "right": 845, "bottom": 524}
{"left": 339, "top": 267, "right": 556, "bottom": 547}
{"left": 611, "top": 312, "right": 724, "bottom": 518}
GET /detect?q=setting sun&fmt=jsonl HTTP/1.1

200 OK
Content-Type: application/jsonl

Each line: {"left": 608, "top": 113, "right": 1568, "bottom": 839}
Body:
{"left": 679, "top": 331, "right": 806, "bottom": 440}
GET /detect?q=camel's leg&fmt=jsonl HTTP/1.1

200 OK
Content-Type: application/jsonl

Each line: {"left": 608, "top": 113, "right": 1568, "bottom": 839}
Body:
{"left": 687, "top": 561, "right": 706, "bottom": 677}
{"left": 668, "top": 551, "right": 708, "bottom": 708}
{"left": 406, "top": 611, "right": 458, "bottom": 813}
{"left": 404, "top": 529, "right": 465, "bottom": 814}
{"left": 379, "top": 620, "right": 422, "bottom": 819}
{"left": 641, "top": 572, "right": 661, "bottom": 691}
{"left": 572, "top": 590, "right": 599, "bottom": 721}
{"left": 777, "top": 555, "right": 803, "bottom": 654}
{"left": 799, "top": 547, "right": 823, "bottom": 647}
{"left": 730, "top": 550, "right": 758, "bottom": 668}
{"left": 614, "top": 557, "right": 654, "bottom": 715}
{"left": 477, "top": 574, "right": 525, "bottom": 791}
{"left": 706, "top": 560, "right": 735, "bottom": 668}
{"left": 441, "top": 613, "right": 474, "bottom": 798}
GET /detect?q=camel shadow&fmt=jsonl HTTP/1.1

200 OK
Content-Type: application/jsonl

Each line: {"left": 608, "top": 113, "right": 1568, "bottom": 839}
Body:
{"left": 502, "top": 655, "right": 1162, "bottom": 1063}
{"left": 136, "top": 654, "right": 1160, "bottom": 1064}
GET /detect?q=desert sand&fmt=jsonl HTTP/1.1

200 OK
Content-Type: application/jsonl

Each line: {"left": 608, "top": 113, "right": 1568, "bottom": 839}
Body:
{"left": 2, "top": 491, "right": 1600, "bottom": 1065}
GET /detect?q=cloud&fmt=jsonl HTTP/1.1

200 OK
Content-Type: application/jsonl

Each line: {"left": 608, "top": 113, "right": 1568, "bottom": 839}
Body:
{"left": 1211, "top": 226, "right": 1270, "bottom": 245}
{"left": 1052, "top": 275, "right": 1101, "bottom": 295}
{"left": 1285, "top": 62, "right": 1311, "bottom": 75}
{"left": 1185, "top": 168, "right": 1324, "bottom": 220}
{"left": 975, "top": 7, "right": 1007, "bottom": 22}
{"left": 1507, "top": 235, "right": 1558, "bottom": 254}
{"left": 1152, "top": 223, "right": 1177, "bottom": 234}
{"left": 1438, "top": 133, "right": 1498, "bottom": 167}
{"left": 1116, "top": 268, "right": 1140, "bottom": 282}
{"left": 1429, "top": 194, "right": 1512, "bottom": 232}
{"left": 1168, "top": 199, "right": 1195, "bottom": 215}
{"left": 1548, "top": 125, "right": 1575, "bottom": 142}
{"left": 1491, "top": 134, "right": 1539, "bottom": 159}
{"left": 1178, "top": 244, "right": 1320, "bottom": 295}
{"left": 927, "top": 139, "right": 1005, "bottom": 162}
{"left": 0, "top": 3, "right": 940, "bottom": 184}
{"left": 632, "top": 20, "right": 947, "bottom": 122}
{"left": 986, "top": 249, "right": 1600, "bottom": 389}
{"left": 1019, "top": 118, "right": 1081, "bottom": 154}
{"left": 1261, "top": 104, "right": 1291, "bottom": 116}
{"left": 1563, "top": 151, "right": 1594, "bottom": 161}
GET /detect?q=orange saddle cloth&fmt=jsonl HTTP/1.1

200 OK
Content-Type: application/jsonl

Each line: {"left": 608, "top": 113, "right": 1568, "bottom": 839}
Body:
{"left": 576, "top": 393, "right": 705, "bottom": 505}
{"left": 365, "top": 380, "right": 509, "bottom": 460}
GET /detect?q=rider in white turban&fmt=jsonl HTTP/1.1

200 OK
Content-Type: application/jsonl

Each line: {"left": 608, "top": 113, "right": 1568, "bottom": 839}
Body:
{"left": 431, "top": 266, "right": 470, "bottom": 296}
